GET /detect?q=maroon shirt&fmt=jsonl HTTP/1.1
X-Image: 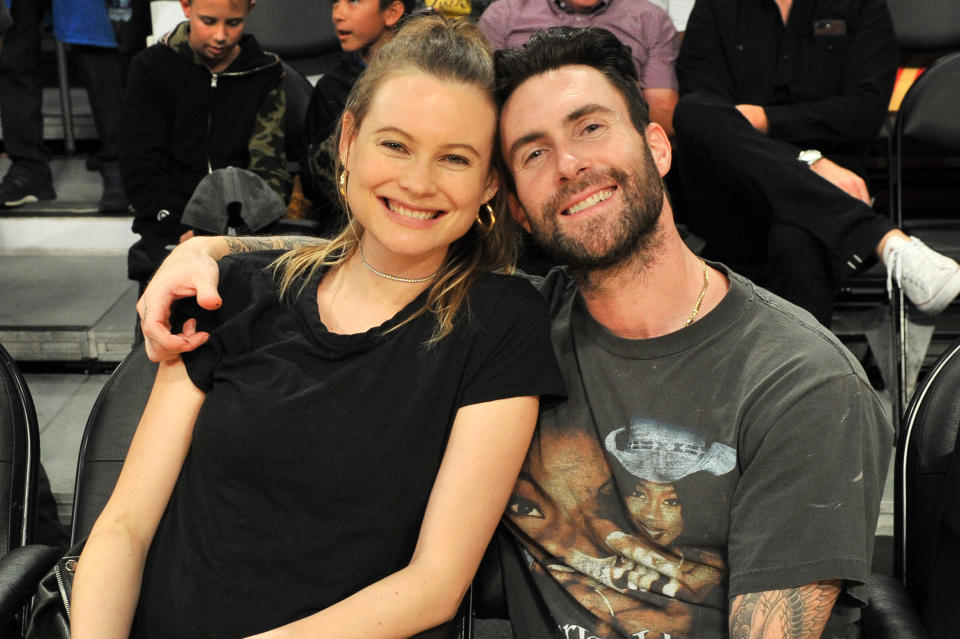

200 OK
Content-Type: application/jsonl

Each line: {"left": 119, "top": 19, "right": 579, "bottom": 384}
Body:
{"left": 479, "top": 0, "right": 679, "bottom": 90}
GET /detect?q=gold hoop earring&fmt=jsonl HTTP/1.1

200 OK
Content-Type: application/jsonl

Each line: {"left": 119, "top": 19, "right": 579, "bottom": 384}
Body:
{"left": 476, "top": 202, "right": 496, "bottom": 233}
{"left": 338, "top": 168, "right": 349, "bottom": 198}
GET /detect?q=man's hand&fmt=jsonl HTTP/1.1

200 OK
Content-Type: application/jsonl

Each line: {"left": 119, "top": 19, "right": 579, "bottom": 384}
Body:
{"left": 736, "top": 104, "right": 769, "bottom": 133}
{"left": 137, "top": 236, "right": 226, "bottom": 361}
{"left": 809, "top": 157, "right": 871, "bottom": 204}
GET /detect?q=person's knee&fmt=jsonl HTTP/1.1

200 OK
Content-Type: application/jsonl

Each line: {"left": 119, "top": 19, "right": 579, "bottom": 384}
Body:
{"left": 767, "top": 224, "right": 835, "bottom": 324}
{"left": 768, "top": 225, "right": 831, "bottom": 277}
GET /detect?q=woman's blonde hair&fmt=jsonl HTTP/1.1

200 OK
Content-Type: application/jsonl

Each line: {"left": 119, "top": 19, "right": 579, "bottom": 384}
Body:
{"left": 273, "top": 15, "right": 518, "bottom": 342}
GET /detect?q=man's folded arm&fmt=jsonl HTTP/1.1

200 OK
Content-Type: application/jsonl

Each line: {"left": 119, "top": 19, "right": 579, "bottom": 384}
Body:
{"left": 729, "top": 580, "right": 842, "bottom": 639}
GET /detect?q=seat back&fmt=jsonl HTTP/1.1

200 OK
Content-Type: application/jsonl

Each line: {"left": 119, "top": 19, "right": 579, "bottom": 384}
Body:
{"left": 895, "top": 339, "right": 960, "bottom": 609}
{"left": 887, "top": 51, "right": 960, "bottom": 416}
{"left": 886, "top": 0, "right": 960, "bottom": 52}
{"left": 282, "top": 61, "right": 314, "bottom": 165}
{"left": 896, "top": 52, "right": 960, "bottom": 159}
{"left": 0, "top": 342, "right": 40, "bottom": 553}
{"left": 244, "top": 0, "right": 340, "bottom": 62}
{"left": 69, "top": 345, "right": 157, "bottom": 544}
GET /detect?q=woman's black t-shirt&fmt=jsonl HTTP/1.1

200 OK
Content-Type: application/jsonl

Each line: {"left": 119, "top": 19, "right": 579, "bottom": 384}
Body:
{"left": 131, "top": 251, "right": 565, "bottom": 638}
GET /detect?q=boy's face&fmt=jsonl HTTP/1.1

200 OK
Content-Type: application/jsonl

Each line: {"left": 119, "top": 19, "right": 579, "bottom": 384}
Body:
{"left": 181, "top": 0, "right": 253, "bottom": 71}
{"left": 331, "top": 0, "right": 402, "bottom": 55}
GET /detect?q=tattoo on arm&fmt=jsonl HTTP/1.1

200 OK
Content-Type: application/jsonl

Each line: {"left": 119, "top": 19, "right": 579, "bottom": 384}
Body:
{"left": 223, "top": 235, "right": 322, "bottom": 255}
{"left": 729, "top": 580, "right": 841, "bottom": 639}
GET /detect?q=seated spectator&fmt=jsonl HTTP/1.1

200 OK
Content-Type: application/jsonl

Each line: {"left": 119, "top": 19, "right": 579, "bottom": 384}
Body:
{"left": 298, "top": 0, "right": 413, "bottom": 235}
{"left": 120, "top": 0, "right": 291, "bottom": 292}
{"left": 71, "top": 16, "right": 564, "bottom": 638}
{"left": 478, "top": 0, "right": 679, "bottom": 134}
{"left": 673, "top": 0, "right": 960, "bottom": 325}
{"left": 0, "top": 0, "right": 128, "bottom": 213}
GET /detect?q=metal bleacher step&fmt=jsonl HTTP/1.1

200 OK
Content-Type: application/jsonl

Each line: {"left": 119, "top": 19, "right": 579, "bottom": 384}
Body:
{"left": 0, "top": 157, "right": 137, "bottom": 364}
{"left": 0, "top": 86, "right": 97, "bottom": 147}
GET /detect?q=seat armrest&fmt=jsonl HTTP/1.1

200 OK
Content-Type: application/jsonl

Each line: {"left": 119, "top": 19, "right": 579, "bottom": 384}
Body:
{"left": 861, "top": 573, "right": 929, "bottom": 639}
{"left": 0, "top": 545, "right": 63, "bottom": 623}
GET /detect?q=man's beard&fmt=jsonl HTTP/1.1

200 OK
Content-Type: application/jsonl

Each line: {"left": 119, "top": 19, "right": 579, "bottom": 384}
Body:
{"left": 525, "top": 151, "right": 664, "bottom": 275}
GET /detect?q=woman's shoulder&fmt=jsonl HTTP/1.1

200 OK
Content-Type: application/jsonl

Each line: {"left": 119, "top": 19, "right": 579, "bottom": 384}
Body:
{"left": 469, "top": 272, "right": 546, "bottom": 308}
{"left": 462, "top": 272, "right": 554, "bottom": 336}
{"left": 220, "top": 249, "right": 285, "bottom": 279}
{"left": 216, "top": 250, "right": 287, "bottom": 304}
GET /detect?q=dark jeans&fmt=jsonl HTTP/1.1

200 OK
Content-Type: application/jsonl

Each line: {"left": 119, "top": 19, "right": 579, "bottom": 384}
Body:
{"left": 0, "top": 0, "right": 124, "bottom": 170}
{"left": 672, "top": 92, "right": 892, "bottom": 326}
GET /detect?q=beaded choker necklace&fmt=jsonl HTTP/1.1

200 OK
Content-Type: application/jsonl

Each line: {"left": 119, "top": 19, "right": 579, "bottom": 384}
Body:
{"left": 359, "top": 248, "right": 439, "bottom": 284}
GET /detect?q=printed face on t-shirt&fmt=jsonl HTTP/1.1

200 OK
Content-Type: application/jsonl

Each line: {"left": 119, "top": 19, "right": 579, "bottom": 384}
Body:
{"left": 506, "top": 420, "right": 733, "bottom": 638}
{"left": 627, "top": 480, "right": 683, "bottom": 547}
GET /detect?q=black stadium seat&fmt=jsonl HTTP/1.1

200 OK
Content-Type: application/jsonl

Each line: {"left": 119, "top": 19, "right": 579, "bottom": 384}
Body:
{"left": 863, "top": 337, "right": 960, "bottom": 637}
{"left": 0, "top": 343, "right": 63, "bottom": 638}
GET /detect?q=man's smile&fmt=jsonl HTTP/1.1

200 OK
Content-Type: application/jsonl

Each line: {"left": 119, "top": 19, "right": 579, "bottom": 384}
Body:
{"left": 562, "top": 186, "right": 617, "bottom": 215}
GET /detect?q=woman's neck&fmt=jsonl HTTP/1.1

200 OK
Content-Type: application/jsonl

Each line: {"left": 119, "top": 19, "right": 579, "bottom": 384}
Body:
{"left": 315, "top": 250, "right": 434, "bottom": 335}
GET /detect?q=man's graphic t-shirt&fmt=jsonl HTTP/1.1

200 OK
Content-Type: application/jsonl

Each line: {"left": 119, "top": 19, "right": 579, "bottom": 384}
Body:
{"left": 504, "top": 266, "right": 892, "bottom": 639}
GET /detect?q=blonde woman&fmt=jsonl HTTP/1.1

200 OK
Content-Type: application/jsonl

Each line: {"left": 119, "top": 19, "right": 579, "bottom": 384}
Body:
{"left": 71, "top": 16, "right": 565, "bottom": 639}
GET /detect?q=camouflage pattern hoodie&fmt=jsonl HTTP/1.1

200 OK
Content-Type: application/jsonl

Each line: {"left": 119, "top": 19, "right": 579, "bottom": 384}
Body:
{"left": 120, "top": 20, "right": 291, "bottom": 246}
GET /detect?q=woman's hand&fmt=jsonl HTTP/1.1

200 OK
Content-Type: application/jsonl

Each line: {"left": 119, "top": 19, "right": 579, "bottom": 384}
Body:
{"left": 137, "top": 236, "right": 227, "bottom": 361}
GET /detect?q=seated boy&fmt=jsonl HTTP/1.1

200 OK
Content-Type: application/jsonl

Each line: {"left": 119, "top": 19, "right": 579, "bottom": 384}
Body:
{"left": 120, "top": 0, "right": 291, "bottom": 291}
{"left": 298, "top": 0, "right": 413, "bottom": 234}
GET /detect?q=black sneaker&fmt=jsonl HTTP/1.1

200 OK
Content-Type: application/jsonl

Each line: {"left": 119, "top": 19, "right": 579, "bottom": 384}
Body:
{"left": 0, "top": 165, "right": 57, "bottom": 208}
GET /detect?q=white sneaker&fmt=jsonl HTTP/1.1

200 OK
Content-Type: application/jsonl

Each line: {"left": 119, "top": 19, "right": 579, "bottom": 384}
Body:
{"left": 886, "top": 237, "right": 960, "bottom": 315}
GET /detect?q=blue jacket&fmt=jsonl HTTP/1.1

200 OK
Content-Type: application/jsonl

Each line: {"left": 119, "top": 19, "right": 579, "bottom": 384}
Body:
{"left": 1, "top": 0, "right": 118, "bottom": 47}
{"left": 54, "top": 0, "right": 116, "bottom": 47}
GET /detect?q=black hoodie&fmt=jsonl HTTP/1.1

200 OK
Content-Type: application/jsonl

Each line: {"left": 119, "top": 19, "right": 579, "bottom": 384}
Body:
{"left": 120, "top": 20, "right": 291, "bottom": 245}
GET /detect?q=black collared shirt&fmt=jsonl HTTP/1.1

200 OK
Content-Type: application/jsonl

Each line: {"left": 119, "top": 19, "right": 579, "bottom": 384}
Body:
{"left": 677, "top": 0, "right": 898, "bottom": 170}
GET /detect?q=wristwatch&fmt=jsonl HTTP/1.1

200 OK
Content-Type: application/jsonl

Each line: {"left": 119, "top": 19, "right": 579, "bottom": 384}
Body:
{"left": 797, "top": 149, "right": 823, "bottom": 166}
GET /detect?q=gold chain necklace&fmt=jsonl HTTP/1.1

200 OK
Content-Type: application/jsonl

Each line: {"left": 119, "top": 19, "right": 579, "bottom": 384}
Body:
{"left": 681, "top": 259, "right": 709, "bottom": 328}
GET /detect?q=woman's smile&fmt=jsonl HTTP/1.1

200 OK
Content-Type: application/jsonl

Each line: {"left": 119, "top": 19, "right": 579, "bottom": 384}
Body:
{"left": 384, "top": 197, "right": 444, "bottom": 221}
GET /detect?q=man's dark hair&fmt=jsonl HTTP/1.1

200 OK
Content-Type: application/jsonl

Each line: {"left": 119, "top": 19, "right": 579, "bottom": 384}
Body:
{"left": 494, "top": 26, "right": 650, "bottom": 133}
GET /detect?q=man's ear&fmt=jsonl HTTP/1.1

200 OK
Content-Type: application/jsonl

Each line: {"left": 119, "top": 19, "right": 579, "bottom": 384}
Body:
{"left": 180, "top": 0, "right": 191, "bottom": 17}
{"left": 382, "top": 0, "right": 405, "bottom": 27}
{"left": 507, "top": 193, "right": 532, "bottom": 233}
{"left": 645, "top": 122, "right": 672, "bottom": 178}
